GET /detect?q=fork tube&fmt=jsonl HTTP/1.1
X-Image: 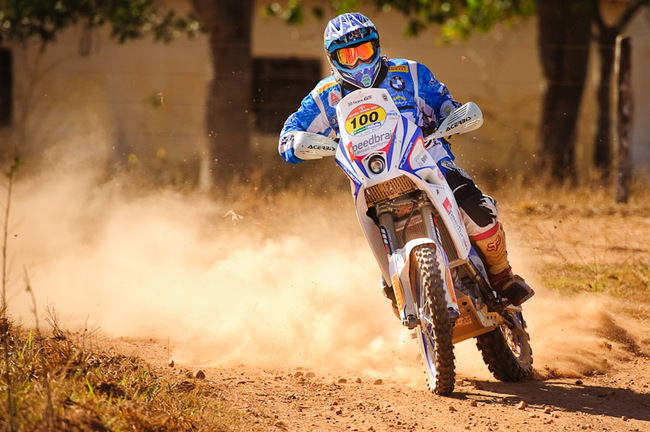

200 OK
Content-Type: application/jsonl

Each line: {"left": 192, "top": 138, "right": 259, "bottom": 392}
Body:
{"left": 377, "top": 211, "right": 398, "bottom": 253}
{"left": 420, "top": 203, "right": 438, "bottom": 241}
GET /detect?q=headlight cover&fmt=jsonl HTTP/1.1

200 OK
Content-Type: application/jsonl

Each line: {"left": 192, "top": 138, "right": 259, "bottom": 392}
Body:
{"left": 368, "top": 154, "right": 386, "bottom": 174}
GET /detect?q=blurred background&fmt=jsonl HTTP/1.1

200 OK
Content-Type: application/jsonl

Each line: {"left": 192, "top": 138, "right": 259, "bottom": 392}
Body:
{"left": 0, "top": 0, "right": 648, "bottom": 193}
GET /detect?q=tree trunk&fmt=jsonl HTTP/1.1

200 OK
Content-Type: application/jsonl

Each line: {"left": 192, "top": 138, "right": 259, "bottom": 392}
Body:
{"left": 615, "top": 36, "right": 632, "bottom": 203}
{"left": 191, "top": 0, "right": 254, "bottom": 185}
{"left": 593, "top": 26, "right": 619, "bottom": 175}
{"left": 536, "top": 0, "right": 591, "bottom": 183}
{"left": 591, "top": 0, "right": 650, "bottom": 179}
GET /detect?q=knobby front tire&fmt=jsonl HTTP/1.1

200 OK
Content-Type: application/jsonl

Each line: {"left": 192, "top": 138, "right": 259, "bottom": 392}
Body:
{"left": 412, "top": 245, "right": 456, "bottom": 396}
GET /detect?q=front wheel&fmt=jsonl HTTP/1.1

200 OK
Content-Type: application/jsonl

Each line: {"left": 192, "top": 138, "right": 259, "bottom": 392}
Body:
{"left": 476, "top": 311, "right": 533, "bottom": 381}
{"left": 412, "top": 245, "right": 455, "bottom": 395}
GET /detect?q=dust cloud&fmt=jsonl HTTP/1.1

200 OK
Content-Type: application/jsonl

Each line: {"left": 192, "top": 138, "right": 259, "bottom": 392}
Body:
{"left": 509, "top": 247, "right": 647, "bottom": 379}
{"left": 5, "top": 148, "right": 644, "bottom": 384}
{"left": 7, "top": 147, "right": 419, "bottom": 378}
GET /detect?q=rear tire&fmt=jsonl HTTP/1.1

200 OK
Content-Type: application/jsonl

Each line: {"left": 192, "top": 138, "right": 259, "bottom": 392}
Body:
{"left": 476, "top": 311, "right": 533, "bottom": 381}
{"left": 412, "top": 245, "right": 455, "bottom": 395}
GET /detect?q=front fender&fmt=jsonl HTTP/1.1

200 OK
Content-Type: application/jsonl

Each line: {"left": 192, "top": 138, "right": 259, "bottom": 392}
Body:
{"left": 389, "top": 238, "right": 458, "bottom": 326}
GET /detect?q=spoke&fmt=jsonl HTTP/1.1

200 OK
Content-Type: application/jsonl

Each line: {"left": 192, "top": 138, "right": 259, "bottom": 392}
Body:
{"left": 419, "top": 308, "right": 434, "bottom": 326}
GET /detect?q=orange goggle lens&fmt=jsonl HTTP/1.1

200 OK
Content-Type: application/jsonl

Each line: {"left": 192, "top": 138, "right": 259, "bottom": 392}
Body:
{"left": 336, "top": 41, "right": 375, "bottom": 67}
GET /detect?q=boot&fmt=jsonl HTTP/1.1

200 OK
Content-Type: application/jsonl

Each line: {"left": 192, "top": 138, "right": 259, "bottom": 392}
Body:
{"left": 472, "top": 223, "right": 535, "bottom": 306}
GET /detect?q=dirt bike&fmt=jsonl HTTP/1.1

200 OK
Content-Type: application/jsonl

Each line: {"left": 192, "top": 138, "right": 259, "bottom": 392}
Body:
{"left": 292, "top": 87, "right": 533, "bottom": 395}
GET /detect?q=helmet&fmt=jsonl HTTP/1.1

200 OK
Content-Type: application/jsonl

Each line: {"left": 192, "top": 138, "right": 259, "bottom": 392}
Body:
{"left": 324, "top": 13, "right": 381, "bottom": 89}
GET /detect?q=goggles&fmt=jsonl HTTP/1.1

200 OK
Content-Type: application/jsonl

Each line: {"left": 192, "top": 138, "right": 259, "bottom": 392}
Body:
{"left": 335, "top": 41, "right": 376, "bottom": 68}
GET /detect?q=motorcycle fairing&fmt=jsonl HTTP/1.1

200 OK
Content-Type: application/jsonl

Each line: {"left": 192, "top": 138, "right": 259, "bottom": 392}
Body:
{"left": 335, "top": 88, "right": 472, "bottom": 267}
{"left": 334, "top": 89, "right": 402, "bottom": 198}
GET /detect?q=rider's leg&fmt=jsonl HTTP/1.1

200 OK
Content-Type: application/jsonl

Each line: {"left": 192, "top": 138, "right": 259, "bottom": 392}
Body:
{"left": 460, "top": 194, "right": 534, "bottom": 305}
{"left": 438, "top": 158, "right": 534, "bottom": 306}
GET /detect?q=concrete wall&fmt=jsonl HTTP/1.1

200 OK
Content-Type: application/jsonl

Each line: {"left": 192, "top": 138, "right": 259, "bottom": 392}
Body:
{"left": 5, "top": 0, "right": 211, "bottom": 184}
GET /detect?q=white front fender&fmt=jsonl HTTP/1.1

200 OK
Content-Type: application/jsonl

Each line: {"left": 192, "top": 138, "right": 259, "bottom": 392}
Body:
{"left": 389, "top": 238, "right": 459, "bottom": 326}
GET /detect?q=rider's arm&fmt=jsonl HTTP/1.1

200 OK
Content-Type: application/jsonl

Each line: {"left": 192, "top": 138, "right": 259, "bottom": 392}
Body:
{"left": 415, "top": 63, "right": 462, "bottom": 130}
{"left": 413, "top": 63, "right": 463, "bottom": 158}
{"left": 279, "top": 86, "right": 336, "bottom": 164}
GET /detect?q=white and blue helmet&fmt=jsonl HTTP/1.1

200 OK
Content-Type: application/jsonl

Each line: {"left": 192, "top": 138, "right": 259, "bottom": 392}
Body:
{"left": 324, "top": 13, "right": 381, "bottom": 88}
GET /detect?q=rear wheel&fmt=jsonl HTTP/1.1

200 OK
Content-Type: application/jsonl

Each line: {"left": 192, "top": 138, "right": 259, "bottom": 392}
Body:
{"left": 412, "top": 245, "right": 455, "bottom": 395}
{"left": 476, "top": 311, "right": 533, "bottom": 381}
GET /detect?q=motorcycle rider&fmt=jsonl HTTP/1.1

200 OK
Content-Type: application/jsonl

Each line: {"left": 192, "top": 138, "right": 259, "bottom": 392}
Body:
{"left": 278, "top": 12, "right": 534, "bottom": 308}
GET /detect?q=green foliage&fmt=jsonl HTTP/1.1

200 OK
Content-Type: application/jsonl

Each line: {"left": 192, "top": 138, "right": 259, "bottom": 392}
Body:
{"left": 0, "top": 0, "right": 203, "bottom": 49}
{"left": 264, "top": 0, "right": 536, "bottom": 42}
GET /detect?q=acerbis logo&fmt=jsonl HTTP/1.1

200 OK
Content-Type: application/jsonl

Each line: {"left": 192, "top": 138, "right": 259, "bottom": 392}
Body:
{"left": 445, "top": 116, "right": 472, "bottom": 132}
{"left": 307, "top": 144, "right": 336, "bottom": 151}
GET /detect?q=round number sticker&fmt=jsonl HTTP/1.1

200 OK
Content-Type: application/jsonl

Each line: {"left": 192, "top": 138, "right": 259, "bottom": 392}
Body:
{"left": 345, "top": 104, "right": 386, "bottom": 136}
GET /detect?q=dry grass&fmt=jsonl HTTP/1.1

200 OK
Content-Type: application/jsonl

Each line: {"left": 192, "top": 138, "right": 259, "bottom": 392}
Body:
{"left": 0, "top": 319, "right": 275, "bottom": 432}
{"left": 489, "top": 172, "right": 650, "bottom": 320}
{"left": 542, "top": 262, "right": 649, "bottom": 298}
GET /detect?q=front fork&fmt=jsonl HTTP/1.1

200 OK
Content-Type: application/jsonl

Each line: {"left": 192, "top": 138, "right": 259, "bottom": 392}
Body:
{"left": 375, "top": 194, "right": 459, "bottom": 328}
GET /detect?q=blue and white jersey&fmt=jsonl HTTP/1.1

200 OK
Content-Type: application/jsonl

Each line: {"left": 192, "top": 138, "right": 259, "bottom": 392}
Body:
{"left": 279, "top": 57, "right": 461, "bottom": 164}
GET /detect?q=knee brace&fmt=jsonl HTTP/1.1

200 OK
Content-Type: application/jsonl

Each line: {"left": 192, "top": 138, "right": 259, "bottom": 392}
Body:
{"left": 459, "top": 193, "right": 499, "bottom": 237}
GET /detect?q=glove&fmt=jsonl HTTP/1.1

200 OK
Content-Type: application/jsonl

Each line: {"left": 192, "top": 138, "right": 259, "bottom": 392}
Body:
{"left": 279, "top": 132, "right": 304, "bottom": 164}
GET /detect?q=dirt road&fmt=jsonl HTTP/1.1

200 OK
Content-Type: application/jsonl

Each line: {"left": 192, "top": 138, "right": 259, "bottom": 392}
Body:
{"left": 110, "top": 201, "right": 649, "bottom": 432}
{"left": 115, "top": 332, "right": 649, "bottom": 432}
{"left": 12, "top": 172, "right": 650, "bottom": 431}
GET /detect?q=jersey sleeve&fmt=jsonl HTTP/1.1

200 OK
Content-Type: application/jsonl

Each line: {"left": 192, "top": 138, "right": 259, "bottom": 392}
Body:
{"left": 279, "top": 86, "right": 336, "bottom": 164}
{"left": 415, "top": 63, "right": 461, "bottom": 128}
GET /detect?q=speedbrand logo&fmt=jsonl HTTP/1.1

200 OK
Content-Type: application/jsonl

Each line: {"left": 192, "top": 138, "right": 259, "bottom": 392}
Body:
{"left": 352, "top": 132, "right": 391, "bottom": 153}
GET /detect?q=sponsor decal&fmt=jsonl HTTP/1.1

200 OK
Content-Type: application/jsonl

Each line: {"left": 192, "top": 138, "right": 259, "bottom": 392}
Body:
{"left": 408, "top": 137, "right": 428, "bottom": 168}
{"left": 328, "top": 91, "right": 340, "bottom": 107}
{"left": 443, "top": 197, "right": 453, "bottom": 214}
{"left": 393, "top": 95, "right": 407, "bottom": 104}
{"left": 339, "top": 28, "right": 366, "bottom": 44}
{"left": 307, "top": 144, "right": 335, "bottom": 152}
{"left": 279, "top": 133, "right": 294, "bottom": 152}
{"left": 445, "top": 267, "right": 457, "bottom": 303}
{"left": 351, "top": 132, "right": 391, "bottom": 153}
{"left": 391, "top": 272, "right": 406, "bottom": 314}
{"left": 361, "top": 73, "right": 372, "bottom": 87}
{"left": 415, "top": 149, "right": 428, "bottom": 167}
{"left": 345, "top": 103, "right": 387, "bottom": 136}
{"left": 430, "top": 213, "right": 441, "bottom": 244}
{"left": 445, "top": 116, "right": 472, "bottom": 132}
{"left": 388, "top": 65, "right": 408, "bottom": 73}
{"left": 486, "top": 236, "right": 502, "bottom": 252}
{"left": 346, "top": 95, "right": 372, "bottom": 107}
{"left": 318, "top": 81, "right": 336, "bottom": 93}
{"left": 380, "top": 226, "right": 393, "bottom": 254}
{"left": 389, "top": 76, "right": 405, "bottom": 91}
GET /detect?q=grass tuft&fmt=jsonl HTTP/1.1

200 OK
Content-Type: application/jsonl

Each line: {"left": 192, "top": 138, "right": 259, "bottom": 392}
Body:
{"left": 0, "top": 319, "right": 269, "bottom": 431}
{"left": 543, "top": 262, "right": 650, "bottom": 296}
